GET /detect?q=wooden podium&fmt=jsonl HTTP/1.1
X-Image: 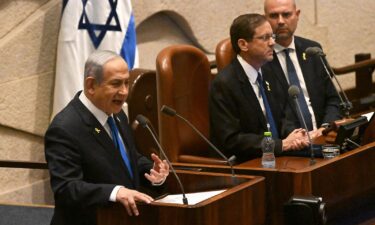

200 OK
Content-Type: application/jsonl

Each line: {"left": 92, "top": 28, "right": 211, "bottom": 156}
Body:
{"left": 97, "top": 170, "right": 266, "bottom": 225}
{"left": 173, "top": 142, "right": 375, "bottom": 225}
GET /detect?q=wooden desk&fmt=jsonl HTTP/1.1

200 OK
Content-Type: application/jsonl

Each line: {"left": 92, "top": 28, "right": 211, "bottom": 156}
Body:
{"left": 97, "top": 171, "right": 266, "bottom": 225}
{"left": 174, "top": 142, "right": 375, "bottom": 225}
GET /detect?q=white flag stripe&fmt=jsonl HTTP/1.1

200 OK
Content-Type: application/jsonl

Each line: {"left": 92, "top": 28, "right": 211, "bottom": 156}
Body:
{"left": 52, "top": 0, "right": 137, "bottom": 118}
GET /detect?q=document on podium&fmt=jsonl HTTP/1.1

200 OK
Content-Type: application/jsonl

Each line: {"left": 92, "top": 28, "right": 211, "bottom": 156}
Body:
{"left": 154, "top": 189, "right": 226, "bottom": 205}
{"left": 362, "top": 111, "right": 374, "bottom": 121}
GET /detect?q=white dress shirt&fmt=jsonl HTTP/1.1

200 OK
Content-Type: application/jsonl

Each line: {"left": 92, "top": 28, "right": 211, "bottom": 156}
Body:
{"left": 237, "top": 55, "right": 266, "bottom": 116}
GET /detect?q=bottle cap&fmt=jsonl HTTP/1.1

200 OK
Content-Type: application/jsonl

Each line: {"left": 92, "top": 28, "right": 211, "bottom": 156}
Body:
{"left": 264, "top": 131, "right": 272, "bottom": 137}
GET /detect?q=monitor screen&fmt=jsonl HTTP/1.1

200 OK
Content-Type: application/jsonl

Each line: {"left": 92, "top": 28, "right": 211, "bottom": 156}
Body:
{"left": 335, "top": 116, "right": 369, "bottom": 148}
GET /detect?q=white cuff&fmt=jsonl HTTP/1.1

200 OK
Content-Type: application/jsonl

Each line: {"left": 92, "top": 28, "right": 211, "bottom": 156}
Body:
{"left": 109, "top": 185, "right": 123, "bottom": 202}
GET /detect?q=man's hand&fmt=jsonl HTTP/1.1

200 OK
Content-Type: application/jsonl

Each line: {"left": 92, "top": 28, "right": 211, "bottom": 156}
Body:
{"left": 282, "top": 128, "right": 309, "bottom": 151}
{"left": 116, "top": 187, "right": 153, "bottom": 216}
{"left": 309, "top": 127, "right": 324, "bottom": 140}
{"left": 144, "top": 153, "right": 169, "bottom": 185}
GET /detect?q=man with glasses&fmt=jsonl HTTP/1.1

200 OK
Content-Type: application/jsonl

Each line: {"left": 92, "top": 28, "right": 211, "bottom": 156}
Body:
{"left": 209, "top": 13, "right": 309, "bottom": 162}
{"left": 263, "top": 0, "right": 341, "bottom": 136}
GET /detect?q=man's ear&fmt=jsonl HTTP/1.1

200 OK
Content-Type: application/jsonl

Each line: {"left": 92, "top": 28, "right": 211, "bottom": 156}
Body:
{"left": 238, "top": 38, "right": 249, "bottom": 52}
{"left": 85, "top": 77, "right": 97, "bottom": 95}
{"left": 296, "top": 9, "right": 301, "bottom": 19}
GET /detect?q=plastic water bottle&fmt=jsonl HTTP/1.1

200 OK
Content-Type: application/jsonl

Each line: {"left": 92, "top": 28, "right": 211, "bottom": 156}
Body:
{"left": 261, "top": 131, "right": 275, "bottom": 168}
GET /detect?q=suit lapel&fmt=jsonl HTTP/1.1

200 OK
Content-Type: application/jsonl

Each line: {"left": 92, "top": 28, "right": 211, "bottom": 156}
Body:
{"left": 233, "top": 59, "right": 267, "bottom": 127}
{"left": 261, "top": 67, "right": 279, "bottom": 117}
{"left": 72, "top": 93, "right": 135, "bottom": 181}
{"left": 267, "top": 50, "right": 300, "bottom": 117}
{"left": 72, "top": 93, "right": 114, "bottom": 150}
{"left": 294, "top": 37, "right": 314, "bottom": 97}
{"left": 269, "top": 51, "right": 290, "bottom": 91}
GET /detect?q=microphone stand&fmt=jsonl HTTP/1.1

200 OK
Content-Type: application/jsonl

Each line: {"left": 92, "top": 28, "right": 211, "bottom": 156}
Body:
{"left": 175, "top": 113, "right": 236, "bottom": 177}
{"left": 317, "top": 54, "right": 353, "bottom": 118}
{"left": 344, "top": 137, "right": 361, "bottom": 149}
{"left": 137, "top": 115, "right": 188, "bottom": 205}
{"left": 145, "top": 124, "right": 188, "bottom": 204}
{"left": 161, "top": 106, "right": 237, "bottom": 177}
{"left": 290, "top": 92, "right": 315, "bottom": 165}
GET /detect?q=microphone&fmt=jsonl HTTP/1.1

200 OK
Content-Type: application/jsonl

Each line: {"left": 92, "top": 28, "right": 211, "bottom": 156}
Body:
{"left": 305, "top": 46, "right": 353, "bottom": 118}
{"left": 160, "top": 105, "right": 237, "bottom": 177}
{"left": 136, "top": 114, "right": 188, "bottom": 205}
{"left": 134, "top": 114, "right": 159, "bottom": 139}
{"left": 288, "top": 86, "right": 315, "bottom": 165}
{"left": 305, "top": 46, "right": 325, "bottom": 57}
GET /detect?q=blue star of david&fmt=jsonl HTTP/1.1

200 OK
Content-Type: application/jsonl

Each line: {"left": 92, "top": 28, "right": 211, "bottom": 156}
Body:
{"left": 78, "top": 0, "right": 122, "bottom": 48}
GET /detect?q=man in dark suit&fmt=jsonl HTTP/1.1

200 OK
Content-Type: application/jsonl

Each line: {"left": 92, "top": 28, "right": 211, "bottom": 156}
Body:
{"left": 263, "top": 0, "right": 341, "bottom": 136}
{"left": 45, "top": 50, "right": 169, "bottom": 225}
{"left": 209, "top": 14, "right": 309, "bottom": 162}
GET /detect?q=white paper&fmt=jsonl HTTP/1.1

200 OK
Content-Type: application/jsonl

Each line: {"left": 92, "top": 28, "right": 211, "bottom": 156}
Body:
{"left": 154, "top": 189, "right": 226, "bottom": 205}
{"left": 362, "top": 112, "right": 374, "bottom": 122}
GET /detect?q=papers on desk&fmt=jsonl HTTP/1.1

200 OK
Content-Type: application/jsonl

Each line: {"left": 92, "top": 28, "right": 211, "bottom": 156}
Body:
{"left": 154, "top": 189, "right": 226, "bottom": 205}
{"left": 362, "top": 111, "right": 374, "bottom": 122}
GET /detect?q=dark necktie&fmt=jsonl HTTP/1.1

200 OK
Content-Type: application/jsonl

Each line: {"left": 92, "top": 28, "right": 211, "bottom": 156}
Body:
{"left": 257, "top": 72, "right": 279, "bottom": 138}
{"left": 284, "top": 48, "right": 313, "bottom": 130}
{"left": 107, "top": 116, "right": 133, "bottom": 178}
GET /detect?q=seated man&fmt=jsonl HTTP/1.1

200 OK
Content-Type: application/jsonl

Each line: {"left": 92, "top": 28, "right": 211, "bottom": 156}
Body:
{"left": 263, "top": 0, "right": 341, "bottom": 135}
{"left": 45, "top": 50, "right": 169, "bottom": 225}
{"left": 209, "top": 14, "right": 309, "bottom": 162}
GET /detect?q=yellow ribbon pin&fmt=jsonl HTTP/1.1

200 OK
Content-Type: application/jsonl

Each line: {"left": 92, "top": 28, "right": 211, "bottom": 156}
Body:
{"left": 303, "top": 52, "right": 306, "bottom": 60}
{"left": 95, "top": 128, "right": 101, "bottom": 133}
{"left": 265, "top": 81, "right": 271, "bottom": 91}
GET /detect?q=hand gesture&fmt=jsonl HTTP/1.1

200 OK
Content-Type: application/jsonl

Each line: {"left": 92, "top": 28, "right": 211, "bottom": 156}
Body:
{"left": 144, "top": 153, "right": 169, "bottom": 184}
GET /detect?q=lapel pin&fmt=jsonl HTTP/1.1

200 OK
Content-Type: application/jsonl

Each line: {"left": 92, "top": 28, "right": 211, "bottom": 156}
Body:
{"left": 95, "top": 128, "right": 101, "bottom": 133}
{"left": 303, "top": 52, "right": 306, "bottom": 60}
{"left": 265, "top": 81, "right": 271, "bottom": 91}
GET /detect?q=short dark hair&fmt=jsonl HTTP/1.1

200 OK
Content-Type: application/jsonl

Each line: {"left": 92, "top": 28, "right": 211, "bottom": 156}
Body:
{"left": 230, "top": 13, "right": 267, "bottom": 54}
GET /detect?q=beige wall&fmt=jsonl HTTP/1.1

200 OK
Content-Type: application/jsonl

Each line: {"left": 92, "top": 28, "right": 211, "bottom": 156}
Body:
{"left": 0, "top": 0, "right": 374, "bottom": 204}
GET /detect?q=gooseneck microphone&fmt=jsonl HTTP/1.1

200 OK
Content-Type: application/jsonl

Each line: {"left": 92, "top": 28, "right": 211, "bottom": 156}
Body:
{"left": 136, "top": 114, "right": 188, "bottom": 205}
{"left": 160, "top": 105, "right": 237, "bottom": 177}
{"left": 305, "top": 46, "right": 353, "bottom": 118}
{"left": 305, "top": 46, "right": 324, "bottom": 57}
{"left": 288, "top": 86, "right": 315, "bottom": 165}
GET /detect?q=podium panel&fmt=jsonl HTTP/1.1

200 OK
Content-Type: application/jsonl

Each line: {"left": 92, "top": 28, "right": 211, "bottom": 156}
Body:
{"left": 97, "top": 171, "right": 265, "bottom": 225}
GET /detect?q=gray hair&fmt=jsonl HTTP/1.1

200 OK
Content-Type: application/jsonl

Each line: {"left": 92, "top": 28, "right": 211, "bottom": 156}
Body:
{"left": 84, "top": 50, "right": 122, "bottom": 84}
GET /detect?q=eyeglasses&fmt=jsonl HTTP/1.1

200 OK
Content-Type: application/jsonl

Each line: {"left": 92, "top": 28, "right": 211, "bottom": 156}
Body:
{"left": 253, "top": 34, "right": 276, "bottom": 42}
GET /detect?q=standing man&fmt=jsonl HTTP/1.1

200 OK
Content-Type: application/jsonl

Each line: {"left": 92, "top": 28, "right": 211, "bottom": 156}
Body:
{"left": 45, "top": 50, "right": 169, "bottom": 225}
{"left": 263, "top": 0, "right": 341, "bottom": 133}
{"left": 209, "top": 14, "right": 309, "bottom": 162}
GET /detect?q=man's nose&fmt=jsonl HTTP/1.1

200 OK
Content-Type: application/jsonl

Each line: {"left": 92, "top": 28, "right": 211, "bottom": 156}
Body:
{"left": 277, "top": 14, "right": 285, "bottom": 24}
{"left": 269, "top": 38, "right": 275, "bottom": 46}
{"left": 118, "top": 84, "right": 128, "bottom": 95}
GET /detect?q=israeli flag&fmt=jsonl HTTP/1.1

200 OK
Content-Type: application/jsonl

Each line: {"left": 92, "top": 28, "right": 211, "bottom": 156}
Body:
{"left": 51, "top": 0, "right": 138, "bottom": 118}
